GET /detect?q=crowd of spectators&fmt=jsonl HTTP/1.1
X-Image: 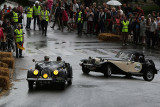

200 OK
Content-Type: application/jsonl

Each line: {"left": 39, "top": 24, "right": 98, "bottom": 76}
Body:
{"left": 0, "top": 0, "right": 160, "bottom": 52}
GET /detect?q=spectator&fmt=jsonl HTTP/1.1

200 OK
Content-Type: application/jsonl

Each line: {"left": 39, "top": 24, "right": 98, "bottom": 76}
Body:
{"left": 73, "top": 0, "right": 79, "bottom": 13}
{"left": 87, "top": 8, "right": 94, "bottom": 34}
{"left": 61, "top": 7, "right": 72, "bottom": 32}
{"left": 149, "top": 17, "right": 156, "bottom": 47}
{"left": 98, "top": 9, "right": 104, "bottom": 33}
{"left": 145, "top": 18, "right": 151, "bottom": 47}
{"left": 140, "top": 16, "right": 146, "bottom": 44}
{"left": 0, "top": 22, "right": 5, "bottom": 51}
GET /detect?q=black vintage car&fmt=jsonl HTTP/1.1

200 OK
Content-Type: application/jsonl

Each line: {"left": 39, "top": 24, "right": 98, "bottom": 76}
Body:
{"left": 80, "top": 51, "right": 158, "bottom": 81}
{"left": 27, "top": 59, "right": 73, "bottom": 90}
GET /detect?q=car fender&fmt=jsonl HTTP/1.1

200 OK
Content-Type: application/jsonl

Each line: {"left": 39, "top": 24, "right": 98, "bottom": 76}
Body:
{"left": 27, "top": 69, "right": 34, "bottom": 78}
{"left": 145, "top": 65, "right": 157, "bottom": 74}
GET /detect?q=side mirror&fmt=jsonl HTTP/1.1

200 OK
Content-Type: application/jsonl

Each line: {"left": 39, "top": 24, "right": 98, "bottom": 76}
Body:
{"left": 32, "top": 59, "right": 35, "bottom": 62}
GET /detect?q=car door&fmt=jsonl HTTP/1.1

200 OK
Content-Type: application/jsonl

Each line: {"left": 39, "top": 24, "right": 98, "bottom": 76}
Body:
{"left": 127, "top": 55, "right": 143, "bottom": 73}
{"left": 109, "top": 60, "right": 129, "bottom": 73}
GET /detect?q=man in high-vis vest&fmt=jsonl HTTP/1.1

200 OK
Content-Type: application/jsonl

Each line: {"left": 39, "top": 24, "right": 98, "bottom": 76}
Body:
{"left": 121, "top": 16, "right": 129, "bottom": 45}
{"left": 33, "top": 1, "right": 41, "bottom": 30}
{"left": 14, "top": 24, "right": 24, "bottom": 58}
{"left": 76, "top": 8, "right": 83, "bottom": 36}
{"left": 40, "top": 5, "right": 50, "bottom": 36}
{"left": 26, "top": 4, "right": 33, "bottom": 30}
{"left": 12, "top": 8, "right": 18, "bottom": 29}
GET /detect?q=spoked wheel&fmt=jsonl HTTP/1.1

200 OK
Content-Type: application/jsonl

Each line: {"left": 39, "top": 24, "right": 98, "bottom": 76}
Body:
{"left": 82, "top": 64, "right": 90, "bottom": 74}
{"left": 28, "top": 81, "right": 34, "bottom": 90}
{"left": 104, "top": 65, "right": 112, "bottom": 77}
{"left": 143, "top": 68, "right": 155, "bottom": 81}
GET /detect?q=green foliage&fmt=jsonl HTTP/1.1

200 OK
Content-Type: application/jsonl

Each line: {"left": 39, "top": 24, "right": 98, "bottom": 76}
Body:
{"left": 142, "top": 4, "right": 160, "bottom": 15}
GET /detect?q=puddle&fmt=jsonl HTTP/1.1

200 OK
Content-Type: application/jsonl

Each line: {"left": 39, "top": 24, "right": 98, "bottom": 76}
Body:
{"left": 77, "top": 85, "right": 98, "bottom": 88}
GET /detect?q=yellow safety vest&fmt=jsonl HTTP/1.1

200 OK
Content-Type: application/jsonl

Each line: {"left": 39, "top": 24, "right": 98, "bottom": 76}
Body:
{"left": 33, "top": 6, "right": 41, "bottom": 15}
{"left": 15, "top": 29, "right": 23, "bottom": 42}
{"left": 121, "top": 21, "right": 129, "bottom": 32}
{"left": 27, "top": 7, "right": 33, "bottom": 18}
{"left": 12, "top": 11, "right": 18, "bottom": 22}
{"left": 40, "top": 10, "right": 49, "bottom": 21}
{"left": 78, "top": 11, "right": 83, "bottom": 23}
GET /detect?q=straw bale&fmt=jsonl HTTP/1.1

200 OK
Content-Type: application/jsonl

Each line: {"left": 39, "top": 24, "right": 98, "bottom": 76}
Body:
{"left": 0, "top": 76, "right": 10, "bottom": 90}
{"left": 0, "top": 67, "right": 10, "bottom": 77}
{"left": 98, "top": 33, "right": 121, "bottom": 42}
{"left": 0, "top": 62, "right": 8, "bottom": 68}
{"left": 0, "top": 52, "right": 12, "bottom": 58}
{"left": 0, "top": 58, "right": 14, "bottom": 68}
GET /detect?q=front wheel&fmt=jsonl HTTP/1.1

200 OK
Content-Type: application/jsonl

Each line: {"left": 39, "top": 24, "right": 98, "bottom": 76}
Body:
{"left": 143, "top": 68, "right": 155, "bottom": 81}
{"left": 104, "top": 65, "right": 112, "bottom": 77}
{"left": 82, "top": 64, "right": 90, "bottom": 74}
{"left": 68, "top": 79, "right": 72, "bottom": 86}
{"left": 28, "top": 81, "right": 34, "bottom": 90}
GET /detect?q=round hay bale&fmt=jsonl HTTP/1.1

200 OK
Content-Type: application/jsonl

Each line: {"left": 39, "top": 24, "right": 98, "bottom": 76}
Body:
{"left": 0, "top": 52, "right": 12, "bottom": 58}
{"left": 0, "top": 67, "right": 10, "bottom": 77}
{"left": 0, "top": 62, "right": 8, "bottom": 68}
{"left": 98, "top": 33, "right": 121, "bottom": 42}
{"left": 0, "top": 58, "right": 15, "bottom": 69}
{"left": 0, "top": 76, "right": 10, "bottom": 90}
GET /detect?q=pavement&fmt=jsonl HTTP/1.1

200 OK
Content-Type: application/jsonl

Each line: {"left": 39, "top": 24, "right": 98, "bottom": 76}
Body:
{"left": 0, "top": 14, "right": 160, "bottom": 107}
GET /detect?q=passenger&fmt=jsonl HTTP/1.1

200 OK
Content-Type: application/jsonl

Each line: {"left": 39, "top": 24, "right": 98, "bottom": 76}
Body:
{"left": 57, "top": 56, "right": 62, "bottom": 62}
{"left": 44, "top": 56, "right": 49, "bottom": 61}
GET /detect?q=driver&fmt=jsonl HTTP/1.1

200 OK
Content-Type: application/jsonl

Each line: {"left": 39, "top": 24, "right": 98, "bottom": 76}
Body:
{"left": 57, "top": 56, "right": 62, "bottom": 62}
{"left": 44, "top": 55, "right": 49, "bottom": 61}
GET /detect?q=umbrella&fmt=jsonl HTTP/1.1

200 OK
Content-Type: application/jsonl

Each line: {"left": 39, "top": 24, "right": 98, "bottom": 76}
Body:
{"left": 107, "top": 0, "right": 122, "bottom": 6}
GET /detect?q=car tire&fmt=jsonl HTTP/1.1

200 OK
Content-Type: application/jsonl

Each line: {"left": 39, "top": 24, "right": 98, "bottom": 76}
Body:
{"left": 68, "top": 79, "right": 72, "bottom": 86}
{"left": 28, "top": 81, "right": 34, "bottom": 90}
{"left": 143, "top": 68, "right": 155, "bottom": 81}
{"left": 82, "top": 64, "right": 90, "bottom": 74}
{"left": 104, "top": 65, "right": 112, "bottom": 77}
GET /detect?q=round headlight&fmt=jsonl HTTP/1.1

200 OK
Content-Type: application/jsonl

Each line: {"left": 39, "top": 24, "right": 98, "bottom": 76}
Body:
{"left": 33, "top": 70, "right": 39, "bottom": 75}
{"left": 53, "top": 70, "right": 59, "bottom": 75}
{"left": 43, "top": 74, "right": 48, "bottom": 79}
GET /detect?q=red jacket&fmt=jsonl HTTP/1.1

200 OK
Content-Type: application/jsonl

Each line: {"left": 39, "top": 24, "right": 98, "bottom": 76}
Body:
{"left": 62, "top": 10, "right": 68, "bottom": 21}
{"left": 0, "top": 27, "right": 4, "bottom": 40}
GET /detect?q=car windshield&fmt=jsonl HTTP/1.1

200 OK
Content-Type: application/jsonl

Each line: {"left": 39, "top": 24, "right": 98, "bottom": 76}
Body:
{"left": 115, "top": 52, "right": 132, "bottom": 60}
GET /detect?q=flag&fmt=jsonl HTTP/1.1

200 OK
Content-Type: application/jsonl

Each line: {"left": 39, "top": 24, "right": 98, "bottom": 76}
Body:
{"left": 17, "top": 43, "right": 25, "bottom": 50}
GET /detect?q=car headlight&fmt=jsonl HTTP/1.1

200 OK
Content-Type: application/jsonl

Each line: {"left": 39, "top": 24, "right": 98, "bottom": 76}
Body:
{"left": 53, "top": 70, "right": 59, "bottom": 75}
{"left": 43, "top": 74, "right": 48, "bottom": 79}
{"left": 33, "top": 70, "right": 39, "bottom": 75}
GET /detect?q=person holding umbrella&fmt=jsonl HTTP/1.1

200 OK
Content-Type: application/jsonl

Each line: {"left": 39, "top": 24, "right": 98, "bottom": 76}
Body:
{"left": 14, "top": 24, "right": 24, "bottom": 58}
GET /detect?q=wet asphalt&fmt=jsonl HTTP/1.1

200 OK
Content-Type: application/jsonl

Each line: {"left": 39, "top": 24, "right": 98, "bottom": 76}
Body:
{"left": 0, "top": 15, "right": 160, "bottom": 107}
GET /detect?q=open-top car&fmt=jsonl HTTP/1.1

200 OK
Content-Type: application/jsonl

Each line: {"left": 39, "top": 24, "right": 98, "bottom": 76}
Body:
{"left": 80, "top": 51, "right": 158, "bottom": 81}
{"left": 27, "top": 57, "right": 73, "bottom": 90}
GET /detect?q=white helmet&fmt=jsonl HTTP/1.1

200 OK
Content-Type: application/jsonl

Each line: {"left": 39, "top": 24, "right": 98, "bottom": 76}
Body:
{"left": 35, "top": 1, "right": 39, "bottom": 4}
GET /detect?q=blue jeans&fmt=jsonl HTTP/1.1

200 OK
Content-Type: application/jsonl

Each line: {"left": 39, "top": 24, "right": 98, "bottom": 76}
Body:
{"left": 26, "top": 18, "right": 31, "bottom": 29}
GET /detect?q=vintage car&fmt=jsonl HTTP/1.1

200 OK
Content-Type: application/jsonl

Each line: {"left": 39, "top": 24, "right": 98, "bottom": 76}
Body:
{"left": 80, "top": 51, "right": 158, "bottom": 81}
{"left": 27, "top": 59, "right": 73, "bottom": 90}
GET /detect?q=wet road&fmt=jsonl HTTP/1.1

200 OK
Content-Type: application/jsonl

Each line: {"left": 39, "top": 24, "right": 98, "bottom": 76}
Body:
{"left": 0, "top": 18, "right": 160, "bottom": 107}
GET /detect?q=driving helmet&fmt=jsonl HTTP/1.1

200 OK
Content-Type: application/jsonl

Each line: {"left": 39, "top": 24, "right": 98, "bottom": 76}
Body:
{"left": 44, "top": 55, "right": 49, "bottom": 61}
{"left": 57, "top": 56, "right": 62, "bottom": 61}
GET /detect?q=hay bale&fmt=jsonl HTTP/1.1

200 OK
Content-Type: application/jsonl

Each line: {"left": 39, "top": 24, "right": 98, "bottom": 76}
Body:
{"left": 0, "top": 62, "right": 8, "bottom": 68}
{"left": 0, "top": 76, "right": 10, "bottom": 90}
{"left": 0, "top": 52, "right": 12, "bottom": 58}
{"left": 0, "top": 58, "right": 14, "bottom": 68}
{"left": 0, "top": 67, "right": 10, "bottom": 77}
{"left": 98, "top": 33, "right": 121, "bottom": 42}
